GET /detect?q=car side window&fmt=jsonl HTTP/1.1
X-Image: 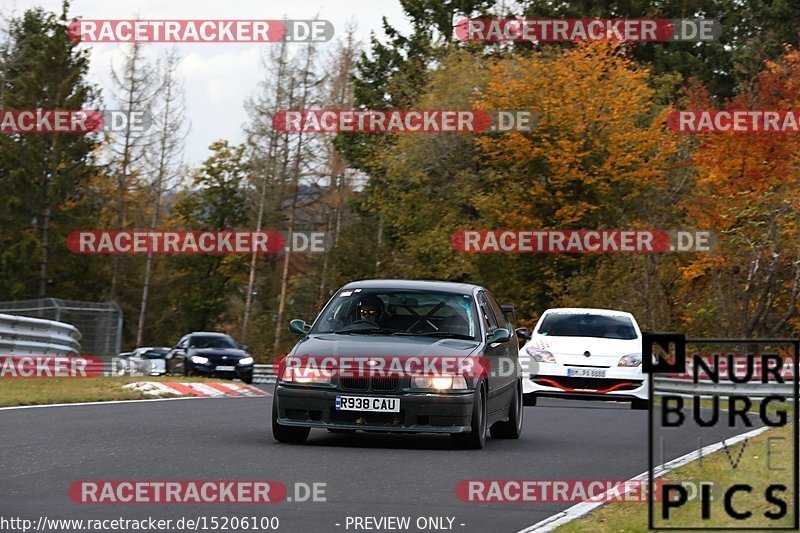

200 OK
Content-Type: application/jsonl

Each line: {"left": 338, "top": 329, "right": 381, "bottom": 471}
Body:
{"left": 487, "top": 293, "right": 511, "bottom": 331}
{"left": 478, "top": 292, "right": 500, "bottom": 331}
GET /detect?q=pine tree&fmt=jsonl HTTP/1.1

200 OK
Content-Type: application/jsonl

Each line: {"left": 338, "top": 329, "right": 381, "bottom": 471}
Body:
{"left": 0, "top": 2, "right": 99, "bottom": 298}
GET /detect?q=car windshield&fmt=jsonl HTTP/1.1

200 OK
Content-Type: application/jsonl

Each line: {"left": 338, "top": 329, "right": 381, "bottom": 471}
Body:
{"left": 537, "top": 313, "right": 638, "bottom": 340}
{"left": 189, "top": 336, "right": 238, "bottom": 349}
{"left": 311, "top": 289, "right": 479, "bottom": 340}
{"left": 142, "top": 349, "right": 168, "bottom": 359}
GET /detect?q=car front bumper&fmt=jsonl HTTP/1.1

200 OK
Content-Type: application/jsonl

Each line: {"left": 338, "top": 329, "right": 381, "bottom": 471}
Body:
{"left": 525, "top": 362, "right": 648, "bottom": 401}
{"left": 193, "top": 364, "right": 254, "bottom": 380}
{"left": 274, "top": 383, "right": 476, "bottom": 433}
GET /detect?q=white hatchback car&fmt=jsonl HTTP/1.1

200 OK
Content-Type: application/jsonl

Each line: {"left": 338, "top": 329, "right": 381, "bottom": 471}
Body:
{"left": 520, "top": 308, "right": 648, "bottom": 409}
{"left": 120, "top": 347, "right": 170, "bottom": 376}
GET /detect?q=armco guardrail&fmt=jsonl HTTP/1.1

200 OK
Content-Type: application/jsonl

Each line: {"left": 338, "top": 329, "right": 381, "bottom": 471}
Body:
{"left": 0, "top": 313, "right": 81, "bottom": 356}
{"left": 647, "top": 335, "right": 797, "bottom": 401}
{"left": 653, "top": 376, "right": 795, "bottom": 400}
{"left": 258, "top": 364, "right": 791, "bottom": 395}
{"left": 253, "top": 364, "right": 276, "bottom": 384}
{"left": 77, "top": 361, "right": 277, "bottom": 382}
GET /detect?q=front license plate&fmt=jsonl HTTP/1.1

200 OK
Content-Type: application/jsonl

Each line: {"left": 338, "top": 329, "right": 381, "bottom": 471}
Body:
{"left": 335, "top": 395, "right": 400, "bottom": 412}
{"left": 567, "top": 368, "right": 606, "bottom": 378}
{"left": 216, "top": 365, "right": 235, "bottom": 371}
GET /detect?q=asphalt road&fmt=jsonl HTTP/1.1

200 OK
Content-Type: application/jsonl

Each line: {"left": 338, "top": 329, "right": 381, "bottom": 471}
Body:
{"left": 0, "top": 391, "right": 763, "bottom": 533}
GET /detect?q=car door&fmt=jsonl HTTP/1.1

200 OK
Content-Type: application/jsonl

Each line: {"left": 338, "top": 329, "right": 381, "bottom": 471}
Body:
{"left": 167, "top": 336, "right": 188, "bottom": 374}
{"left": 486, "top": 292, "right": 519, "bottom": 396}
{"left": 477, "top": 290, "right": 513, "bottom": 416}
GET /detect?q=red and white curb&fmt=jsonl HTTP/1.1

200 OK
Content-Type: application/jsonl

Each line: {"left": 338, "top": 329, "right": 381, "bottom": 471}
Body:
{"left": 516, "top": 425, "right": 771, "bottom": 532}
{"left": 122, "top": 381, "right": 269, "bottom": 398}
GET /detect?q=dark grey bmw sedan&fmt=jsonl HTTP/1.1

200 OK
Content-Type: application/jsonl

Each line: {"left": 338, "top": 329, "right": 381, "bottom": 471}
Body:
{"left": 272, "top": 279, "right": 523, "bottom": 449}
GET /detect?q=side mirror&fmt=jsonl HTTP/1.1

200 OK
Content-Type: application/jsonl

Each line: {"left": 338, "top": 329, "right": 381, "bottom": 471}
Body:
{"left": 514, "top": 327, "right": 532, "bottom": 342}
{"left": 289, "top": 319, "right": 311, "bottom": 335}
{"left": 239, "top": 344, "right": 249, "bottom": 351}
{"left": 500, "top": 303, "right": 517, "bottom": 324}
{"left": 488, "top": 328, "right": 511, "bottom": 344}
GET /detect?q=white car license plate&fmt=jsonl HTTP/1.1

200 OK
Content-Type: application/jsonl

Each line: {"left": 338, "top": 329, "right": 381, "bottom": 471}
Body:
{"left": 335, "top": 395, "right": 400, "bottom": 412}
{"left": 216, "top": 365, "right": 235, "bottom": 371}
{"left": 567, "top": 368, "right": 606, "bottom": 378}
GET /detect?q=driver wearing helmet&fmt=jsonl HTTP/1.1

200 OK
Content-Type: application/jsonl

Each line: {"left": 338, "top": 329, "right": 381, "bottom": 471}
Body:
{"left": 356, "top": 294, "right": 386, "bottom": 326}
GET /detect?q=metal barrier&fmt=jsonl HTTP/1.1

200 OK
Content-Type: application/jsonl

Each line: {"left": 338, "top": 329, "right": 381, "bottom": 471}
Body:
{"left": 257, "top": 365, "right": 790, "bottom": 395}
{"left": 253, "top": 364, "right": 276, "bottom": 384}
{"left": 654, "top": 376, "right": 794, "bottom": 400}
{"left": 0, "top": 313, "right": 81, "bottom": 356}
{"left": 0, "top": 298, "right": 121, "bottom": 358}
{"left": 79, "top": 360, "right": 277, "bottom": 384}
{"left": 647, "top": 335, "right": 797, "bottom": 401}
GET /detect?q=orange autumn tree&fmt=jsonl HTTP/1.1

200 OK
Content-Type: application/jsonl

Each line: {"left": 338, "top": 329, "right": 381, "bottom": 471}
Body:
{"left": 474, "top": 41, "right": 685, "bottom": 329}
{"left": 677, "top": 49, "right": 800, "bottom": 336}
{"left": 476, "top": 40, "right": 681, "bottom": 230}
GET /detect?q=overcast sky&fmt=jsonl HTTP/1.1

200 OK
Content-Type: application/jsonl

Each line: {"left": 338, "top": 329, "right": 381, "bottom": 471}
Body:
{"left": 6, "top": 1, "right": 413, "bottom": 165}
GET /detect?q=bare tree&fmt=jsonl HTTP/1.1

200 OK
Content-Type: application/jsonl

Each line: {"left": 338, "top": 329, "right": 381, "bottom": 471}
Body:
{"left": 107, "top": 41, "right": 158, "bottom": 298}
{"left": 241, "top": 39, "right": 291, "bottom": 341}
{"left": 316, "top": 22, "right": 360, "bottom": 307}
{"left": 272, "top": 38, "right": 324, "bottom": 355}
{"left": 135, "top": 48, "right": 188, "bottom": 346}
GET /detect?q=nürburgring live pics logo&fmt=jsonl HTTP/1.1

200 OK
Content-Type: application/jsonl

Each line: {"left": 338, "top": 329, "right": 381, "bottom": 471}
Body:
{"left": 644, "top": 333, "right": 799, "bottom": 529}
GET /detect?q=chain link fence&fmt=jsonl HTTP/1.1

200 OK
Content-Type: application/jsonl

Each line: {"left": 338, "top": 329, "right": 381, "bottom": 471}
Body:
{"left": 0, "top": 298, "right": 122, "bottom": 357}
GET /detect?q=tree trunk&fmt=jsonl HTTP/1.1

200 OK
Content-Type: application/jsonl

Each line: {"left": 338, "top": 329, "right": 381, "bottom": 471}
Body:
{"left": 38, "top": 203, "right": 51, "bottom": 298}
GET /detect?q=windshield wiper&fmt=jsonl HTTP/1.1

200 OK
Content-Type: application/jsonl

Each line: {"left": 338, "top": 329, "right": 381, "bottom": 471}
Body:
{"left": 335, "top": 328, "right": 400, "bottom": 335}
{"left": 393, "top": 331, "right": 476, "bottom": 340}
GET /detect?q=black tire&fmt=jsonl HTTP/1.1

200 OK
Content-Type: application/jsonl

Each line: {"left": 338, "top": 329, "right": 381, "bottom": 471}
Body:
{"left": 272, "top": 399, "right": 310, "bottom": 443}
{"left": 183, "top": 362, "right": 192, "bottom": 377}
{"left": 451, "top": 384, "right": 487, "bottom": 449}
{"left": 242, "top": 376, "right": 253, "bottom": 384}
{"left": 631, "top": 398, "right": 650, "bottom": 410}
{"left": 490, "top": 380, "right": 523, "bottom": 439}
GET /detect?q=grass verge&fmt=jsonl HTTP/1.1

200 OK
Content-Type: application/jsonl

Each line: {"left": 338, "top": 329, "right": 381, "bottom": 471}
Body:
{"left": 556, "top": 422, "right": 796, "bottom": 532}
{"left": 0, "top": 376, "right": 237, "bottom": 407}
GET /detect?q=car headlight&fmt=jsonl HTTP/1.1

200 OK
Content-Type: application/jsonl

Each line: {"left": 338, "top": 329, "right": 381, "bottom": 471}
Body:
{"left": 238, "top": 356, "right": 254, "bottom": 365}
{"left": 618, "top": 354, "right": 642, "bottom": 367}
{"left": 190, "top": 355, "right": 209, "bottom": 365}
{"left": 410, "top": 375, "right": 468, "bottom": 390}
{"left": 280, "top": 367, "right": 331, "bottom": 385}
{"left": 525, "top": 347, "right": 556, "bottom": 363}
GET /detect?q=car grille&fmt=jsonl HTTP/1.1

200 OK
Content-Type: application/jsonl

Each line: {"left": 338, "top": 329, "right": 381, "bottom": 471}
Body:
{"left": 339, "top": 376, "right": 400, "bottom": 392}
{"left": 371, "top": 376, "right": 400, "bottom": 391}
{"left": 340, "top": 377, "right": 369, "bottom": 390}
{"left": 534, "top": 376, "right": 642, "bottom": 391}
